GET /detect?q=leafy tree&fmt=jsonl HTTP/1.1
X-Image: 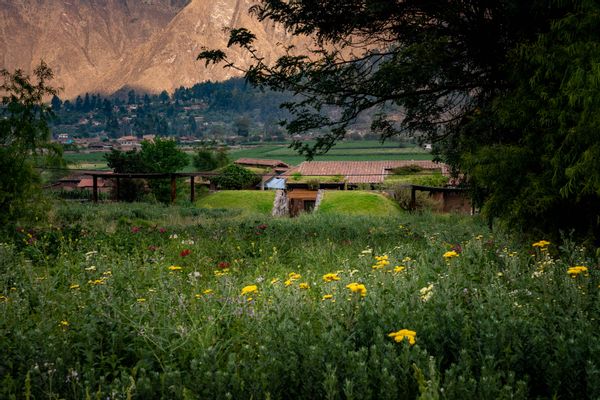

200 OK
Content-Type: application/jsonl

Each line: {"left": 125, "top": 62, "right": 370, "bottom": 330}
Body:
{"left": 0, "top": 62, "right": 63, "bottom": 230}
{"left": 199, "top": 0, "right": 600, "bottom": 241}
{"left": 234, "top": 116, "right": 251, "bottom": 137}
{"left": 105, "top": 149, "right": 146, "bottom": 201}
{"left": 140, "top": 137, "right": 189, "bottom": 173}
{"left": 83, "top": 92, "right": 91, "bottom": 112}
{"left": 460, "top": 5, "right": 600, "bottom": 239}
{"left": 105, "top": 149, "right": 145, "bottom": 173}
{"left": 127, "top": 89, "right": 136, "bottom": 105}
{"left": 193, "top": 146, "right": 230, "bottom": 171}
{"left": 211, "top": 164, "right": 260, "bottom": 190}
{"left": 50, "top": 95, "right": 62, "bottom": 111}
{"left": 159, "top": 90, "right": 170, "bottom": 104}
{"left": 75, "top": 95, "right": 83, "bottom": 111}
{"left": 140, "top": 137, "right": 189, "bottom": 202}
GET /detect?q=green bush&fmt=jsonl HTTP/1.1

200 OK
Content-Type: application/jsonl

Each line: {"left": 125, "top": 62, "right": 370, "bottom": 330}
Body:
{"left": 211, "top": 164, "right": 261, "bottom": 189}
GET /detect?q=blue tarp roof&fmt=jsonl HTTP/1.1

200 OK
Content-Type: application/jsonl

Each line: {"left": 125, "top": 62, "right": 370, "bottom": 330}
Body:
{"left": 265, "top": 177, "right": 286, "bottom": 190}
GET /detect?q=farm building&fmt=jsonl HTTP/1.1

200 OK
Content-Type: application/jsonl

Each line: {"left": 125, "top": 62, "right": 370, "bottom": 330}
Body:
{"left": 235, "top": 158, "right": 290, "bottom": 172}
{"left": 49, "top": 172, "right": 113, "bottom": 193}
{"left": 285, "top": 160, "right": 450, "bottom": 187}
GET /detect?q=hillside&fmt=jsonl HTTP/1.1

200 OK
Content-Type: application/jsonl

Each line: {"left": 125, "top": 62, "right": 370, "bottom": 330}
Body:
{"left": 0, "top": 0, "right": 302, "bottom": 98}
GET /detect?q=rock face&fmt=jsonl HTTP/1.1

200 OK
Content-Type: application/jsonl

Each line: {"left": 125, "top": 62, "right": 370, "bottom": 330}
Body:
{"left": 0, "top": 0, "right": 299, "bottom": 98}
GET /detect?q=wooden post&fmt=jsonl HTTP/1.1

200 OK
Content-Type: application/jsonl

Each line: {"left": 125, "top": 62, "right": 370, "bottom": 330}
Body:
{"left": 410, "top": 185, "right": 416, "bottom": 210}
{"left": 116, "top": 177, "right": 120, "bottom": 201}
{"left": 190, "top": 175, "right": 195, "bottom": 203}
{"left": 92, "top": 175, "right": 98, "bottom": 203}
{"left": 170, "top": 174, "right": 177, "bottom": 203}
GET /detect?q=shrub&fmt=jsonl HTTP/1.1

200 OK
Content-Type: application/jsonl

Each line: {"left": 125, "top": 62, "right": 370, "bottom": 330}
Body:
{"left": 211, "top": 164, "right": 261, "bottom": 189}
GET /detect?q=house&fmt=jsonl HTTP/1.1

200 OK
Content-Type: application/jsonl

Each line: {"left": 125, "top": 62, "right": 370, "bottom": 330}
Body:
{"left": 284, "top": 160, "right": 450, "bottom": 187}
{"left": 50, "top": 172, "right": 113, "bottom": 193}
{"left": 116, "top": 135, "right": 141, "bottom": 151}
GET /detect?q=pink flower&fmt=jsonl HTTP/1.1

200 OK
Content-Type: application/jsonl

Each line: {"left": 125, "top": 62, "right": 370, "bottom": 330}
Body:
{"left": 131, "top": 226, "right": 140, "bottom": 234}
{"left": 218, "top": 261, "right": 230, "bottom": 269}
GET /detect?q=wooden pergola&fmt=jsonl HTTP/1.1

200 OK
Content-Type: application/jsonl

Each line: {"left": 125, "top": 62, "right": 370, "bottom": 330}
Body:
{"left": 85, "top": 172, "right": 213, "bottom": 203}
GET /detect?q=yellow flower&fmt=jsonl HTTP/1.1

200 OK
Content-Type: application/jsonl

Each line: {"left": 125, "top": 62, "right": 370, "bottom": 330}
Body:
{"left": 168, "top": 265, "right": 182, "bottom": 271}
{"left": 299, "top": 282, "right": 309, "bottom": 289}
{"left": 322, "top": 294, "right": 333, "bottom": 300}
{"left": 443, "top": 250, "right": 459, "bottom": 259}
{"left": 284, "top": 279, "right": 293, "bottom": 287}
{"left": 288, "top": 272, "right": 301, "bottom": 281}
{"left": 322, "top": 273, "right": 341, "bottom": 282}
{"left": 0, "top": 295, "right": 7, "bottom": 302}
{"left": 241, "top": 285, "right": 258, "bottom": 295}
{"left": 270, "top": 278, "right": 280, "bottom": 285}
{"left": 59, "top": 320, "right": 69, "bottom": 327}
{"left": 394, "top": 266, "right": 405, "bottom": 273}
{"left": 69, "top": 284, "right": 80, "bottom": 289}
{"left": 532, "top": 240, "right": 550, "bottom": 248}
{"left": 203, "top": 289, "right": 213, "bottom": 295}
{"left": 88, "top": 279, "right": 106, "bottom": 286}
{"left": 388, "top": 329, "right": 416, "bottom": 345}
{"left": 136, "top": 298, "right": 146, "bottom": 302}
{"left": 567, "top": 266, "right": 589, "bottom": 277}
{"left": 346, "top": 282, "right": 367, "bottom": 297}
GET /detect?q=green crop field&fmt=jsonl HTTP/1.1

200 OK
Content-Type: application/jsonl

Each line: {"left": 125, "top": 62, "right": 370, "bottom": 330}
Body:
{"left": 63, "top": 152, "right": 111, "bottom": 170}
{"left": 229, "top": 141, "right": 432, "bottom": 165}
{"left": 1, "top": 200, "right": 598, "bottom": 399}
{"left": 62, "top": 141, "right": 432, "bottom": 172}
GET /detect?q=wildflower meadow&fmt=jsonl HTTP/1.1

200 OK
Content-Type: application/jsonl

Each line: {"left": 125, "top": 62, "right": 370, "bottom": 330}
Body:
{"left": 1, "top": 202, "right": 599, "bottom": 399}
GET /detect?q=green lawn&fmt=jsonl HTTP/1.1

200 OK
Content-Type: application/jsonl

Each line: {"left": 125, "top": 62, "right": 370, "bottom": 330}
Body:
{"left": 318, "top": 191, "right": 401, "bottom": 216}
{"left": 195, "top": 190, "right": 275, "bottom": 214}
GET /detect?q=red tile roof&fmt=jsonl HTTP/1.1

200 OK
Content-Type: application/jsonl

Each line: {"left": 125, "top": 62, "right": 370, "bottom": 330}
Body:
{"left": 285, "top": 160, "right": 449, "bottom": 184}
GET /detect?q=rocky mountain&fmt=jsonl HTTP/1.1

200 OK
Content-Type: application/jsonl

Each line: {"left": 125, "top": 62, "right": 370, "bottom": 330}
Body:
{"left": 0, "top": 0, "right": 300, "bottom": 98}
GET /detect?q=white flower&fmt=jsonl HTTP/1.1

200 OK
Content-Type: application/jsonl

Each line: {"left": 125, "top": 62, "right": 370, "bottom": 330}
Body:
{"left": 169, "top": 234, "right": 179, "bottom": 239}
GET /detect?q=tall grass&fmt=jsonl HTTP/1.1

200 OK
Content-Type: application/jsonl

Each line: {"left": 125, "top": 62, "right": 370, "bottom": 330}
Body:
{"left": 0, "top": 202, "right": 598, "bottom": 399}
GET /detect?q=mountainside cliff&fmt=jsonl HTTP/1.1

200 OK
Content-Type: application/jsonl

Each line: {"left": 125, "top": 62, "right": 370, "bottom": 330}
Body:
{"left": 0, "top": 0, "right": 298, "bottom": 98}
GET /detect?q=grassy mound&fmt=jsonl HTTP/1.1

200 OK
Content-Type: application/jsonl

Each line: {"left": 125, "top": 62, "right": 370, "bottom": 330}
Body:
{"left": 318, "top": 190, "right": 401, "bottom": 216}
{"left": 195, "top": 190, "right": 275, "bottom": 214}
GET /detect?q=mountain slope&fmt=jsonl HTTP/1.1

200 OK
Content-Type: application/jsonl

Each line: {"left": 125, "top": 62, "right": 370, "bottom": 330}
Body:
{"left": 0, "top": 0, "right": 300, "bottom": 98}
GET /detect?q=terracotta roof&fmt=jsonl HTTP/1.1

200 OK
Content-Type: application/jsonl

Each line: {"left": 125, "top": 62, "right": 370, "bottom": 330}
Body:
{"left": 285, "top": 160, "right": 449, "bottom": 184}
{"left": 235, "top": 158, "right": 290, "bottom": 168}
{"left": 77, "top": 178, "right": 110, "bottom": 188}
{"left": 117, "top": 135, "right": 138, "bottom": 142}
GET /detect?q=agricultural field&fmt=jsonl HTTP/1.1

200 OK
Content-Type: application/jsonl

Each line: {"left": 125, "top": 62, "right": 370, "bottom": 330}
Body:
{"left": 63, "top": 141, "right": 432, "bottom": 172}
{"left": 63, "top": 152, "right": 111, "bottom": 171}
{"left": 229, "top": 141, "right": 433, "bottom": 165}
{"left": 1, "top": 200, "right": 598, "bottom": 399}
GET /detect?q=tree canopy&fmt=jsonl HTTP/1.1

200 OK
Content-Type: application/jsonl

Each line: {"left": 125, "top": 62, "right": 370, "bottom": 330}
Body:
{"left": 0, "top": 62, "right": 63, "bottom": 230}
{"left": 199, "top": 0, "right": 600, "bottom": 241}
